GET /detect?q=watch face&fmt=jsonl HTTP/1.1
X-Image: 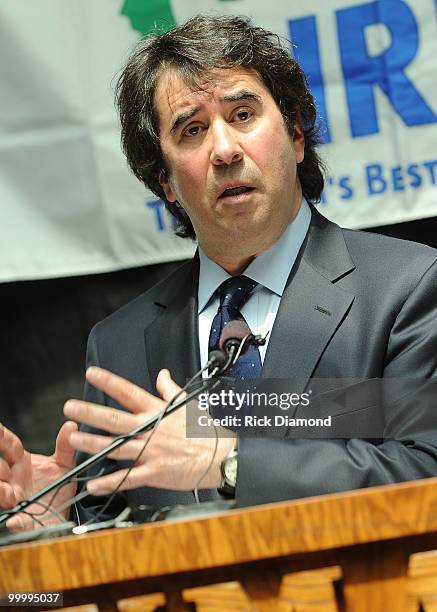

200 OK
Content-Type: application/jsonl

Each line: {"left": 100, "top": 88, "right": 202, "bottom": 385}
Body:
{"left": 224, "top": 455, "right": 238, "bottom": 486}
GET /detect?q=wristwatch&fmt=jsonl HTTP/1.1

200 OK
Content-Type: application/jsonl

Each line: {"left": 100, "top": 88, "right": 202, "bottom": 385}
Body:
{"left": 219, "top": 447, "right": 238, "bottom": 495}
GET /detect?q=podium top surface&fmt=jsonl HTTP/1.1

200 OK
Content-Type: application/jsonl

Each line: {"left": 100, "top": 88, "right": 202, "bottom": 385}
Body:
{"left": 1, "top": 476, "right": 437, "bottom": 592}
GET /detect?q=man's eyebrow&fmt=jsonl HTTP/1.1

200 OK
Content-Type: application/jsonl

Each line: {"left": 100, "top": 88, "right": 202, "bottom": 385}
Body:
{"left": 170, "top": 107, "right": 200, "bottom": 133}
{"left": 222, "top": 89, "right": 263, "bottom": 104}
{"left": 169, "top": 90, "right": 262, "bottom": 133}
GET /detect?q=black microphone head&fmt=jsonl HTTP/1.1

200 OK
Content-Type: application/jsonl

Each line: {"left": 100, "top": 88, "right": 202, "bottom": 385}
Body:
{"left": 208, "top": 349, "right": 227, "bottom": 369}
{"left": 219, "top": 320, "right": 251, "bottom": 353}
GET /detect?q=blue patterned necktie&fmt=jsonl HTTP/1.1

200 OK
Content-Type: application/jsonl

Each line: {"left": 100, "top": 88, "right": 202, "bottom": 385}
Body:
{"left": 208, "top": 275, "right": 262, "bottom": 379}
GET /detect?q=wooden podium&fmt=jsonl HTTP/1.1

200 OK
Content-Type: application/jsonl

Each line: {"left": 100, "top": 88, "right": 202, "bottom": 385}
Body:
{"left": 1, "top": 477, "right": 437, "bottom": 611}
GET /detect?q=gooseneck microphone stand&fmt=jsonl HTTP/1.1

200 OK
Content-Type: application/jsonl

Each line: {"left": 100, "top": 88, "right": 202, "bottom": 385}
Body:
{"left": 0, "top": 328, "right": 267, "bottom": 528}
{"left": 0, "top": 353, "right": 226, "bottom": 527}
{"left": 0, "top": 336, "right": 257, "bottom": 528}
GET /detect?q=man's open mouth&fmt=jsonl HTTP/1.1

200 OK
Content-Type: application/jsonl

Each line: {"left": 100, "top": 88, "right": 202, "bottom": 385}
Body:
{"left": 219, "top": 186, "right": 255, "bottom": 198}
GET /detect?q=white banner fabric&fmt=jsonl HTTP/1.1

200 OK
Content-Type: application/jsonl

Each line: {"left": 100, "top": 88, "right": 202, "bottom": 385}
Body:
{"left": 0, "top": 0, "right": 436, "bottom": 281}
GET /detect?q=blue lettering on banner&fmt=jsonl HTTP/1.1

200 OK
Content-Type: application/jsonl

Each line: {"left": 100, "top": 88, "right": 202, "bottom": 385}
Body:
{"left": 366, "top": 164, "right": 387, "bottom": 194}
{"left": 321, "top": 175, "right": 354, "bottom": 203}
{"left": 289, "top": 2, "right": 437, "bottom": 142}
{"left": 365, "top": 159, "right": 437, "bottom": 195}
{"left": 322, "top": 158, "right": 435, "bottom": 203}
{"left": 392, "top": 166, "right": 405, "bottom": 191}
{"left": 288, "top": 16, "right": 331, "bottom": 143}
{"left": 336, "top": 1, "right": 437, "bottom": 138}
{"left": 146, "top": 199, "right": 177, "bottom": 232}
{"left": 407, "top": 164, "right": 422, "bottom": 188}
{"left": 339, "top": 176, "right": 354, "bottom": 199}
{"left": 424, "top": 160, "right": 437, "bottom": 184}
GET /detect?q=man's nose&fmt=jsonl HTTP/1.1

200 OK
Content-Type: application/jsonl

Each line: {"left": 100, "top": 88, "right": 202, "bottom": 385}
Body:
{"left": 210, "top": 121, "right": 243, "bottom": 166}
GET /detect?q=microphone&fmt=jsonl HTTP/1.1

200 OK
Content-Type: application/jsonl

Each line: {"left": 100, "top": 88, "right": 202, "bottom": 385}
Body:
{"left": 206, "top": 349, "right": 227, "bottom": 376}
{"left": 219, "top": 320, "right": 253, "bottom": 355}
{"left": 220, "top": 320, "right": 267, "bottom": 352}
{"left": 213, "top": 320, "right": 268, "bottom": 375}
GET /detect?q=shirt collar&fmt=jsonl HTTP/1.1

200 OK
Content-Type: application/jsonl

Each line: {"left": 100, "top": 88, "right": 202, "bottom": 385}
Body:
{"left": 198, "top": 198, "right": 312, "bottom": 313}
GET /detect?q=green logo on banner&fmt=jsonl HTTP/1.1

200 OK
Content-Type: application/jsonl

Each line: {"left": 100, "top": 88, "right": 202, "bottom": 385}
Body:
{"left": 121, "top": 0, "right": 176, "bottom": 35}
{"left": 121, "top": 0, "right": 240, "bottom": 35}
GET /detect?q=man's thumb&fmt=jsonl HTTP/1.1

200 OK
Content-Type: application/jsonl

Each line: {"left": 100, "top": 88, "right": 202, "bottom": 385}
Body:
{"left": 156, "top": 368, "right": 184, "bottom": 403}
{"left": 54, "top": 421, "right": 78, "bottom": 469}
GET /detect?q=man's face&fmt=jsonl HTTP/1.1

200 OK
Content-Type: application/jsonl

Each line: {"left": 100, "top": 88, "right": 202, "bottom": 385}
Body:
{"left": 156, "top": 67, "right": 305, "bottom": 262}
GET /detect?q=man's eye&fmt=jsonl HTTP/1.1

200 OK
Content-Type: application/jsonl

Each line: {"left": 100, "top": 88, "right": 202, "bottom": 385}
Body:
{"left": 183, "top": 125, "right": 202, "bottom": 137}
{"left": 235, "top": 109, "right": 252, "bottom": 122}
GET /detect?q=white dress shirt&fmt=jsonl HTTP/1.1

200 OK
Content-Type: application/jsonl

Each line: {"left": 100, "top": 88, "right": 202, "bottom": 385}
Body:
{"left": 198, "top": 198, "right": 312, "bottom": 369}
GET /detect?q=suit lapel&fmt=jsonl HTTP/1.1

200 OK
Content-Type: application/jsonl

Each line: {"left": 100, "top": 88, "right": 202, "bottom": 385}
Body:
{"left": 262, "top": 208, "right": 355, "bottom": 393}
{"left": 144, "top": 255, "right": 201, "bottom": 393}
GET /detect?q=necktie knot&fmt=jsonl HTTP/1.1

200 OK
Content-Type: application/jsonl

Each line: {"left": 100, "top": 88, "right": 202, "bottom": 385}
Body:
{"left": 219, "top": 275, "right": 257, "bottom": 312}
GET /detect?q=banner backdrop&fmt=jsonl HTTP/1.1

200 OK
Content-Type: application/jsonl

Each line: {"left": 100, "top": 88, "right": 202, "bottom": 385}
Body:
{"left": 1, "top": 0, "right": 436, "bottom": 281}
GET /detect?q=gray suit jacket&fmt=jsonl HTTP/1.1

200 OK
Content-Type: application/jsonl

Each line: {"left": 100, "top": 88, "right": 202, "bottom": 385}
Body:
{"left": 79, "top": 207, "right": 437, "bottom": 518}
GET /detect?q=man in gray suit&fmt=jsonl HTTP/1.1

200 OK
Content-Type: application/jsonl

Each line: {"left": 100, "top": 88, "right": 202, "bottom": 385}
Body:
{"left": 1, "top": 15, "right": 437, "bottom": 529}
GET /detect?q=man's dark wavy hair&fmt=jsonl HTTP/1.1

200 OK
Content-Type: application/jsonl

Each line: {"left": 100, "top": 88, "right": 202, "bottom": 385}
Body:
{"left": 116, "top": 14, "right": 325, "bottom": 240}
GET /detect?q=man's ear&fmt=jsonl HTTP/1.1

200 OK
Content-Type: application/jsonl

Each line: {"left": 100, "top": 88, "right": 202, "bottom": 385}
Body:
{"left": 292, "top": 114, "right": 305, "bottom": 164}
{"left": 159, "top": 170, "right": 177, "bottom": 203}
{"left": 293, "top": 108, "right": 305, "bottom": 164}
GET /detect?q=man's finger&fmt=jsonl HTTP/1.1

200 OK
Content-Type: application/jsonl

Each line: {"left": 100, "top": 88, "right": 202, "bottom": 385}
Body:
{"left": 156, "top": 369, "right": 184, "bottom": 403}
{"left": 69, "top": 431, "right": 147, "bottom": 461}
{"left": 54, "top": 421, "right": 78, "bottom": 469}
{"left": 0, "top": 457, "right": 12, "bottom": 481}
{"left": 86, "top": 465, "right": 153, "bottom": 496}
{"left": 63, "top": 400, "right": 141, "bottom": 435}
{"left": 0, "top": 481, "right": 17, "bottom": 509}
{"left": 86, "top": 367, "right": 163, "bottom": 415}
{"left": 0, "top": 423, "right": 24, "bottom": 467}
{"left": 6, "top": 512, "right": 37, "bottom": 533}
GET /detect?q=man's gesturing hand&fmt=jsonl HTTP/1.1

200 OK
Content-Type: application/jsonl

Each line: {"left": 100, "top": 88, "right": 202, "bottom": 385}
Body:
{"left": 64, "top": 367, "right": 236, "bottom": 495}
{"left": 0, "top": 421, "right": 78, "bottom": 532}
